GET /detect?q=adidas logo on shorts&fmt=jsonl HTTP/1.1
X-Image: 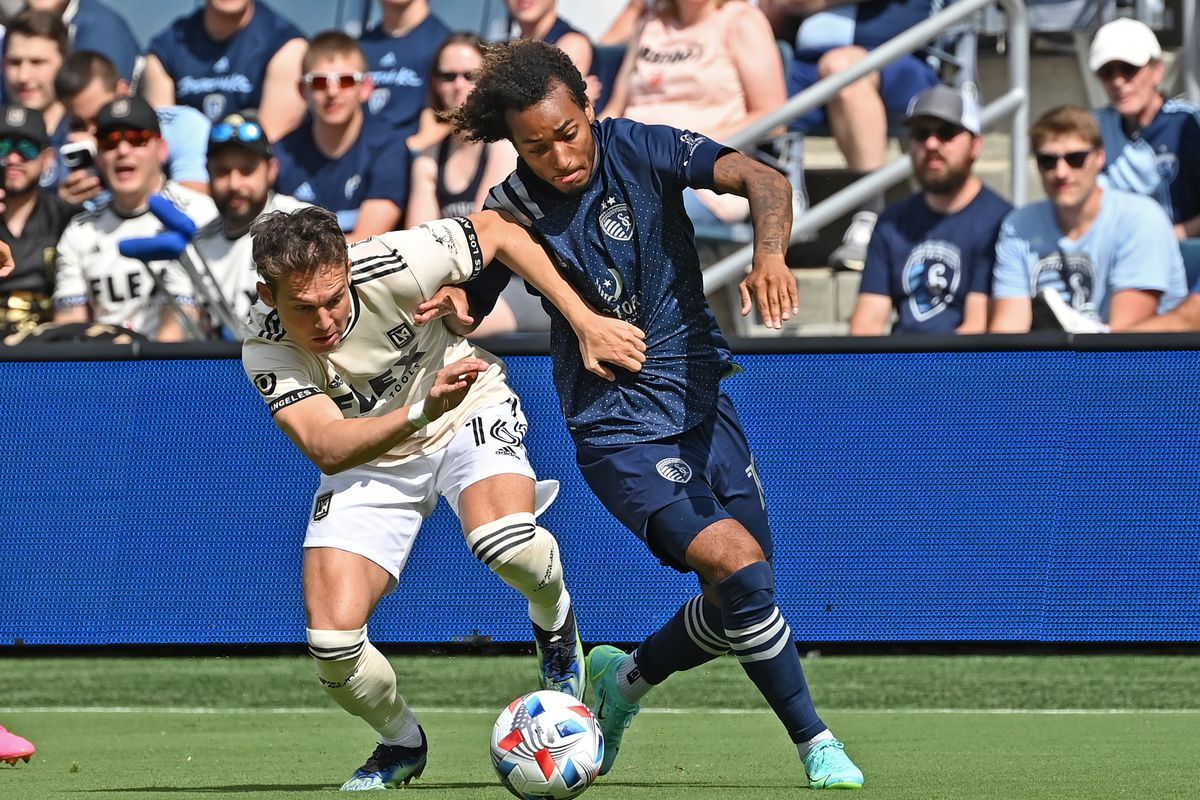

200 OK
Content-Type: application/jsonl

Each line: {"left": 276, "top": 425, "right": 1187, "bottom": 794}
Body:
{"left": 494, "top": 446, "right": 521, "bottom": 459}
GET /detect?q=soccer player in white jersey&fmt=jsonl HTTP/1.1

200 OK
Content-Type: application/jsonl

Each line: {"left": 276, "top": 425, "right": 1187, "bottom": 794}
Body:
{"left": 242, "top": 205, "right": 646, "bottom": 791}
{"left": 191, "top": 111, "right": 307, "bottom": 335}
{"left": 53, "top": 96, "right": 216, "bottom": 339}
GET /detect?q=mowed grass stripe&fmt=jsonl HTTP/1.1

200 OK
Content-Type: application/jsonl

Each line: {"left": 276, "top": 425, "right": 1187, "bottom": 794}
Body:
{"left": 4, "top": 705, "right": 1200, "bottom": 715}
{"left": 2, "top": 708, "right": 1196, "bottom": 800}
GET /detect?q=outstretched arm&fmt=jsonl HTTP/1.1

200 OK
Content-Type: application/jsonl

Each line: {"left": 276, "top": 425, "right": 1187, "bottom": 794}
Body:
{"left": 712, "top": 151, "right": 798, "bottom": 328}
{"left": 418, "top": 210, "right": 647, "bottom": 379}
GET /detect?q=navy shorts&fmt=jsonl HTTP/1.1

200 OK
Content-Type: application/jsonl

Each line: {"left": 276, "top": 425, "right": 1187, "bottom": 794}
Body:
{"left": 575, "top": 393, "right": 772, "bottom": 572}
{"left": 787, "top": 50, "right": 940, "bottom": 133}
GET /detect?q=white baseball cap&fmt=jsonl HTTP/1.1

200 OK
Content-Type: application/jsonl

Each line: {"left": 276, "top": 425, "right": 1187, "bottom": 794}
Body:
{"left": 1088, "top": 18, "right": 1162, "bottom": 72}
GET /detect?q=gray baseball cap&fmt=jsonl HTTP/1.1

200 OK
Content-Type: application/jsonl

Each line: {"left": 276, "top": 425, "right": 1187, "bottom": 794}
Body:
{"left": 904, "top": 84, "right": 981, "bottom": 136}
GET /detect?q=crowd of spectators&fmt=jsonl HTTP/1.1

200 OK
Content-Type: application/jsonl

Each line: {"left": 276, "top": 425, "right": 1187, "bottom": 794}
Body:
{"left": 0, "top": 0, "right": 1196, "bottom": 345}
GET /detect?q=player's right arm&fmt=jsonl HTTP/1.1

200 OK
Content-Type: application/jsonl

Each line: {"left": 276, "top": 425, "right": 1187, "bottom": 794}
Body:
{"left": 272, "top": 356, "right": 489, "bottom": 475}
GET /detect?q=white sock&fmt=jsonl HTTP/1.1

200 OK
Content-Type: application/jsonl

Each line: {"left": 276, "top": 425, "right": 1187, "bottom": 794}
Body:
{"left": 797, "top": 728, "right": 835, "bottom": 760}
{"left": 616, "top": 653, "right": 653, "bottom": 703}
{"left": 529, "top": 587, "right": 572, "bottom": 633}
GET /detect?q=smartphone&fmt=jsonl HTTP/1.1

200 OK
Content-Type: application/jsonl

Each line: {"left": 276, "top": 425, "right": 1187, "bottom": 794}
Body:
{"left": 60, "top": 140, "right": 96, "bottom": 172}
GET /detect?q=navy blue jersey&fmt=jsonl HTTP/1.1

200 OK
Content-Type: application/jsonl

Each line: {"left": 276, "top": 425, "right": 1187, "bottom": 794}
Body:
{"left": 860, "top": 185, "right": 1011, "bottom": 333}
{"left": 1097, "top": 100, "right": 1200, "bottom": 226}
{"left": 483, "top": 118, "right": 734, "bottom": 447}
{"left": 359, "top": 13, "right": 452, "bottom": 136}
{"left": 72, "top": 0, "right": 141, "bottom": 83}
{"left": 148, "top": 1, "right": 304, "bottom": 121}
{"left": 273, "top": 117, "right": 411, "bottom": 232}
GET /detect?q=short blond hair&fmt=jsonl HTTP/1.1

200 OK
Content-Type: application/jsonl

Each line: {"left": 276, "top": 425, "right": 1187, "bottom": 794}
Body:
{"left": 1029, "top": 105, "right": 1102, "bottom": 151}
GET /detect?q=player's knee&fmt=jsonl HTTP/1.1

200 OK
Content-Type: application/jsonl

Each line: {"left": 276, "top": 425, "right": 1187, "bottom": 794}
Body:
{"left": 466, "top": 512, "right": 563, "bottom": 599}
{"left": 307, "top": 626, "right": 367, "bottom": 684}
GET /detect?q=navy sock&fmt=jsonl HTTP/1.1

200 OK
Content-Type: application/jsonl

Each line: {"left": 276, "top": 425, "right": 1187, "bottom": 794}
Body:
{"left": 632, "top": 594, "right": 729, "bottom": 685}
{"left": 717, "top": 561, "right": 825, "bottom": 743}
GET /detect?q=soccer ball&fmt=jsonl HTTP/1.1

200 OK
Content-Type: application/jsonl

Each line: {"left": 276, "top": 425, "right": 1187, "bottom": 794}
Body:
{"left": 490, "top": 690, "right": 604, "bottom": 799}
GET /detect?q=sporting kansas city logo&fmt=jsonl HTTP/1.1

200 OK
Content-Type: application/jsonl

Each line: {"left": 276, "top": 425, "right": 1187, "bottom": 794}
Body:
{"left": 368, "top": 88, "right": 390, "bottom": 115}
{"left": 599, "top": 195, "right": 634, "bottom": 241}
{"left": 1033, "top": 252, "right": 1097, "bottom": 314}
{"left": 903, "top": 241, "right": 961, "bottom": 321}
{"left": 656, "top": 457, "right": 693, "bottom": 484}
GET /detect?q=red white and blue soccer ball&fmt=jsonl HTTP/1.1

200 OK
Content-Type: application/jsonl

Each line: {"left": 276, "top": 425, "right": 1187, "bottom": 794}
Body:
{"left": 490, "top": 690, "right": 604, "bottom": 799}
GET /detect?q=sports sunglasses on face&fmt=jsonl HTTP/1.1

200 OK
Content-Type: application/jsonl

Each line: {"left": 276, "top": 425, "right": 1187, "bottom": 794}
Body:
{"left": 303, "top": 72, "right": 364, "bottom": 91}
{"left": 1034, "top": 150, "right": 1093, "bottom": 171}
{"left": 0, "top": 137, "right": 42, "bottom": 160}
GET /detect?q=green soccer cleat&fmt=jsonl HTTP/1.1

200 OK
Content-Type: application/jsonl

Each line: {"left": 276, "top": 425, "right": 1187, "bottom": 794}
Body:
{"left": 534, "top": 606, "right": 586, "bottom": 701}
{"left": 803, "top": 739, "right": 864, "bottom": 790}
{"left": 586, "top": 644, "right": 641, "bottom": 776}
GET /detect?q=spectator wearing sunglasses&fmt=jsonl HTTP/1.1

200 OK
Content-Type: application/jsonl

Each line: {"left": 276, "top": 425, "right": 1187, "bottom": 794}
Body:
{"left": 849, "top": 85, "right": 1011, "bottom": 335}
{"left": 989, "top": 105, "right": 1187, "bottom": 333}
{"left": 273, "top": 32, "right": 410, "bottom": 243}
{"left": 0, "top": 105, "right": 80, "bottom": 338}
{"left": 1088, "top": 19, "right": 1200, "bottom": 241}
{"left": 55, "top": 50, "right": 212, "bottom": 207}
{"left": 53, "top": 96, "right": 217, "bottom": 340}
{"left": 3, "top": 10, "right": 71, "bottom": 190}
{"left": 191, "top": 111, "right": 308, "bottom": 334}
{"left": 358, "top": 0, "right": 451, "bottom": 144}
{"left": 143, "top": 0, "right": 307, "bottom": 141}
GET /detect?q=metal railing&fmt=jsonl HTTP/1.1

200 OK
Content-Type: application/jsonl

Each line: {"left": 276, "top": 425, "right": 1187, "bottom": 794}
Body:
{"left": 704, "top": 0, "right": 1030, "bottom": 311}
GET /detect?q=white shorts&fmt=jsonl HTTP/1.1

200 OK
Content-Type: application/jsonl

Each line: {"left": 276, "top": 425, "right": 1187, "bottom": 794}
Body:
{"left": 302, "top": 400, "right": 559, "bottom": 586}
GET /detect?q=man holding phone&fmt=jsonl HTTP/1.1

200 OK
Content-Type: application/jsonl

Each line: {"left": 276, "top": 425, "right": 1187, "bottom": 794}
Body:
{"left": 55, "top": 50, "right": 212, "bottom": 207}
{"left": 0, "top": 104, "right": 79, "bottom": 338}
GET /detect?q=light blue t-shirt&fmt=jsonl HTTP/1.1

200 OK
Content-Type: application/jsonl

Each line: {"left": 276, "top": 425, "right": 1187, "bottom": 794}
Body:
{"left": 992, "top": 189, "right": 1187, "bottom": 321}
{"left": 159, "top": 105, "right": 211, "bottom": 186}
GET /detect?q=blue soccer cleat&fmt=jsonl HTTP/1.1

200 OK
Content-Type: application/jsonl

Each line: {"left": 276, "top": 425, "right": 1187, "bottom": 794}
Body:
{"left": 803, "top": 739, "right": 864, "bottom": 790}
{"left": 586, "top": 645, "right": 641, "bottom": 776}
{"left": 340, "top": 728, "right": 428, "bottom": 791}
{"left": 534, "top": 606, "right": 586, "bottom": 700}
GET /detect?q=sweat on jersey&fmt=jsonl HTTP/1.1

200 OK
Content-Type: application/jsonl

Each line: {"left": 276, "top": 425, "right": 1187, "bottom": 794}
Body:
{"left": 359, "top": 13, "right": 452, "bottom": 137}
{"left": 992, "top": 188, "right": 1187, "bottom": 321}
{"left": 273, "top": 118, "right": 411, "bottom": 233}
{"left": 860, "top": 185, "right": 1012, "bottom": 333}
{"left": 148, "top": 1, "right": 304, "bottom": 122}
{"left": 243, "top": 219, "right": 518, "bottom": 468}
{"left": 53, "top": 181, "right": 217, "bottom": 335}
{"left": 478, "top": 118, "right": 735, "bottom": 448}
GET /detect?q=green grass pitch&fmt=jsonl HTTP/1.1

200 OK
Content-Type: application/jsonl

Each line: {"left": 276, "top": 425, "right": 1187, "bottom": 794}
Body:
{"left": 2, "top": 654, "right": 1197, "bottom": 799}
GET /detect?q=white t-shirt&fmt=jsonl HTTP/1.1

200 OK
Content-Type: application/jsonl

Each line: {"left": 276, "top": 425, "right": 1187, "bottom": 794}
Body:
{"left": 191, "top": 192, "right": 309, "bottom": 331}
{"left": 242, "top": 218, "right": 517, "bottom": 467}
{"left": 53, "top": 181, "right": 217, "bottom": 335}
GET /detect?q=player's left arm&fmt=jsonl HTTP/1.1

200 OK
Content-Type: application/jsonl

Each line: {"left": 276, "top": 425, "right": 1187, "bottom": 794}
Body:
{"left": 711, "top": 150, "right": 798, "bottom": 328}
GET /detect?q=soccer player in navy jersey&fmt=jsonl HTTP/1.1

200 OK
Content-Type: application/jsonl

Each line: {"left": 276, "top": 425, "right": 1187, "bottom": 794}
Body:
{"left": 421, "top": 39, "right": 864, "bottom": 790}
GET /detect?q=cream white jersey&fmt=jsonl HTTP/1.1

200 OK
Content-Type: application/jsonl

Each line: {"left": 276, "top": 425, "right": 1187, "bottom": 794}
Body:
{"left": 53, "top": 181, "right": 218, "bottom": 335}
{"left": 191, "top": 193, "right": 310, "bottom": 330}
{"left": 242, "top": 217, "right": 519, "bottom": 467}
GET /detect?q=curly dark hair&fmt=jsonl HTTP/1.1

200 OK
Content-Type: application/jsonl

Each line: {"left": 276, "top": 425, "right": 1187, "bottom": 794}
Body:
{"left": 252, "top": 206, "right": 348, "bottom": 289}
{"left": 445, "top": 39, "right": 589, "bottom": 143}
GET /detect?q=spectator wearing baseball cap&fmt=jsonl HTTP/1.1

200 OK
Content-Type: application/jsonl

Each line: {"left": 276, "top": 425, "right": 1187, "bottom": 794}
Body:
{"left": 990, "top": 105, "right": 1187, "bottom": 334}
{"left": 52, "top": 95, "right": 217, "bottom": 340}
{"left": 0, "top": 103, "right": 81, "bottom": 337}
{"left": 848, "top": 84, "right": 1012, "bottom": 335}
{"left": 190, "top": 111, "right": 309, "bottom": 336}
{"left": 1090, "top": 18, "right": 1200, "bottom": 240}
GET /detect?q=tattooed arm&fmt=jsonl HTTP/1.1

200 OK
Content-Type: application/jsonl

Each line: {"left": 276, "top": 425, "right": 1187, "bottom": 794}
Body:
{"left": 711, "top": 151, "right": 798, "bottom": 328}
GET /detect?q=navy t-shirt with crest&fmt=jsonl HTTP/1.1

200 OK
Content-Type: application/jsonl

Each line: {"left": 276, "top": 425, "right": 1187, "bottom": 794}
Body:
{"left": 148, "top": 1, "right": 303, "bottom": 122}
{"left": 273, "top": 117, "right": 411, "bottom": 233}
{"left": 359, "top": 13, "right": 452, "bottom": 137}
{"left": 481, "top": 118, "right": 734, "bottom": 447}
{"left": 860, "top": 185, "right": 1012, "bottom": 333}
